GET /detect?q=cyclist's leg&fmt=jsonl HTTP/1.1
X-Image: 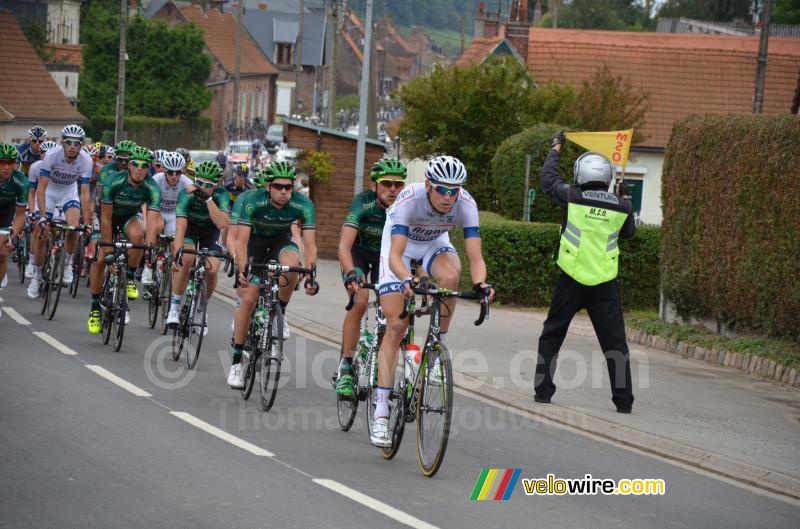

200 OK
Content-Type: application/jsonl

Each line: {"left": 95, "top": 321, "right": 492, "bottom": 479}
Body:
{"left": 171, "top": 241, "right": 196, "bottom": 298}
{"left": 63, "top": 199, "right": 81, "bottom": 256}
{"left": 198, "top": 228, "right": 223, "bottom": 297}
{"left": 123, "top": 216, "right": 146, "bottom": 269}
{"left": 276, "top": 246, "right": 300, "bottom": 306}
{"left": 423, "top": 236, "right": 461, "bottom": 336}
{"left": 341, "top": 247, "right": 373, "bottom": 359}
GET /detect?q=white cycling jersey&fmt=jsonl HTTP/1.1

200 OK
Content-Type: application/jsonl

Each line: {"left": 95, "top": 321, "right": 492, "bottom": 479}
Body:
{"left": 40, "top": 145, "right": 92, "bottom": 188}
{"left": 378, "top": 182, "right": 481, "bottom": 295}
{"left": 152, "top": 172, "right": 192, "bottom": 214}
{"left": 28, "top": 160, "right": 44, "bottom": 189}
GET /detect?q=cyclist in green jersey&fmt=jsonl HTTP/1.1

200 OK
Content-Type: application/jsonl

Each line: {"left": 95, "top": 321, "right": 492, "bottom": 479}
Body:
{"left": 86, "top": 146, "right": 162, "bottom": 333}
{"left": 226, "top": 161, "right": 319, "bottom": 389}
{"left": 165, "top": 161, "right": 230, "bottom": 328}
{"left": 0, "top": 143, "right": 29, "bottom": 307}
{"left": 335, "top": 158, "right": 407, "bottom": 397}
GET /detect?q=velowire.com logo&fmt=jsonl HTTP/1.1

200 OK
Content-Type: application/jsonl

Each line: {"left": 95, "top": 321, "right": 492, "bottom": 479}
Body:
{"left": 470, "top": 469, "right": 522, "bottom": 500}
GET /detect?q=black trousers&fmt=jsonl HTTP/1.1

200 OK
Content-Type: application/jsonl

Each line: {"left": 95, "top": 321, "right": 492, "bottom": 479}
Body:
{"left": 535, "top": 272, "right": 634, "bottom": 409}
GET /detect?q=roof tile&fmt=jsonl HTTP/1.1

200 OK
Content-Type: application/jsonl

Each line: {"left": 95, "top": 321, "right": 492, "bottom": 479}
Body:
{"left": 0, "top": 10, "right": 84, "bottom": 122}
{"left": 528, "top": 28, "right": 800, "bottom": 148}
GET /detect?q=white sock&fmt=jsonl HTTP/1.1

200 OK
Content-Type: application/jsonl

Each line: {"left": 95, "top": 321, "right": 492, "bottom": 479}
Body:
{"left": 34, "top": 266, "right": 42, "bottom": 280}
{"left": 373, "top": 387, "right": 391, "bottom": 420}
{"left": 65, "top": 253, "right": 74, "bottom": 265}
{"left": 440, "top": 331, "right": 447, "bottom": 343}
{"left": 170, "top": 294, "right": 182, "bottom": 311}
{"left": 29, "top": 252, "right": 35, "bottom": 262}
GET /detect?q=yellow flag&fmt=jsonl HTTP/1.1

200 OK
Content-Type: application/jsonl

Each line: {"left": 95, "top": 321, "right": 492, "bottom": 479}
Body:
{"left": 565, "top": 130, "right": 633, "bottom": 168}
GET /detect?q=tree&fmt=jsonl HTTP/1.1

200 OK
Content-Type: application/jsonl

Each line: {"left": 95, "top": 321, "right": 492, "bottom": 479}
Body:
{"left": 17, "top": 15, "right": 53, "bottom": 63}
{"left": 774, "top": 0, "right": 800, "bottom": 24}
{"left": 78, "top": 6, "right": 212, "bottom": 122}
{"left": 396, "top": 56, "right": 537, "bottom": 206}
{"left": 656, "top": 0, "right": 751, "bottom": 22}
{"left": 397, "top": 57, "right": 649, "bottom": 213}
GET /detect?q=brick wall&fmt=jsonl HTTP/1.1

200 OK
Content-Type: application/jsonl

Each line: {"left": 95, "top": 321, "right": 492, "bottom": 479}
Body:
{"left": 285, "top": 124, "right": 386, "bottom": 258}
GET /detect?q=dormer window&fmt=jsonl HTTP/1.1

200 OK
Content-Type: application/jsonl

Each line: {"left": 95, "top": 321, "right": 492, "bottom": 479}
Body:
{"left": 275, "top": 43, "right": 293, "bottom": 65}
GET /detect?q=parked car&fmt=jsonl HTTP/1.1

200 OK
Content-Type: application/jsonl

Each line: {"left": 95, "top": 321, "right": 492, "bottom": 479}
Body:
{"left": 225, "top": 141, "right": 251, "bottom": 165}
{"left": 264, "top": 124, "right": 284, "bottom": 154}
{"left": 189, "top": 150, "right": 218, "bottom": 166}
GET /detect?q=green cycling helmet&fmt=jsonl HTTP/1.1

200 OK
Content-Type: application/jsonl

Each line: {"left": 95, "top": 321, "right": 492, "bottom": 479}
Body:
{"left": 266, "top": 161, "right": 297, "bottom": 181}
{"left": 129, "top": 145, "right": 153, "bottom": 164}
{"left": 195, "top": 160, "right": 222, "bottom": 182}
{"left": 115, "top": 140, "right": 137, "bottom": 156}
{"left": 0, "top": 142, "right": 19, "bottom": 160}
{"left": 370, "top": 157, "right": 407, "bottom": 181}
{"left": 253, "top": 168, "right": 271, "bottom": 189}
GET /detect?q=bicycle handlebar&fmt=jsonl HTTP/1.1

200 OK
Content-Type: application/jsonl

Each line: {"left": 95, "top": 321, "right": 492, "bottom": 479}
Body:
{"left": 245, "top": 259, "right": 312, "bottom": 277}
{"left": 175, "top": 247, "right": 234, "bottom": 275}
{"left": 399, "top": 285, "right": 490, "bottom": 326}
{"left": 99, "top": 240, "right": 150, "bottom": 251}
{"left": 345, "top": 282, "right": 377, "bottom": 311}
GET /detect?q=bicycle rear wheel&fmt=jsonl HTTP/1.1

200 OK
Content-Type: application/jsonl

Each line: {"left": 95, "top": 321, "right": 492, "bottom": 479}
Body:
{"left": 185, "top": 281, "right": 206, "bottom": 369}
{"left": 101, "top": 271, "right": 113, "bottom": 345}
{"left": 45, "top": 247, "right": 65, "bottom": 320}
{"left": 39, "top": 245, "right": 53, "bottom": 315}
{"left": 259, "top": 306, "right": 283, "bottom": 411}
{"left": 16, "top": 235, "right": 26, "bottom": 284}
{"left": 240, "top": 345, "right": 258, "bottom": 400}
{"left": 113, "top": 268, "right": 127, "bottom": 352}
{"left": 335, "top": 367, "right": 358, "bottom": 432}
{"left": 415, "top": 342, "right": 453, "bottom": 477}
{"left": 70, "top": 234, "right": 85, "bottom": 298}
{"left": 159, "top": 268, "right": 172, "bottom": 335}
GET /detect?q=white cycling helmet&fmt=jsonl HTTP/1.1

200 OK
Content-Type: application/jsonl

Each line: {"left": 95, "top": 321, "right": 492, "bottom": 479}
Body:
{"left": 573, "top": 152, "right": 613, "bottom": 187}
{"left": 61, "top": 124, "right": 85, "bottom": 140}
{"left": 162, "top": 151, "right": 186, "bottom": 172}
{"left": 40, "top": 140, "right": 57, "bottom": 153}
{"left": 153, "top": 149, "right": 168, "bottom": 164}
{"left": 83, "top": 144, "right": 98, "bottom": 156}
{"left": 425, "top": 155, "right": 467, "bottom": 185}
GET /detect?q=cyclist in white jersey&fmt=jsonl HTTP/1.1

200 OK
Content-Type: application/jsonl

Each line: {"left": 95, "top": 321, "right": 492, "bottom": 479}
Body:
{"left": 24, "top": 140, "right": 57, "bottom": 279}
{"left": 141, "top": 151, "right": 191, "bottom": 285}
{"left": 371, "top": 155, "right": 495, "bottom": 448}
{"left": 29, "top": 125, "right": 92, "bottom": 298}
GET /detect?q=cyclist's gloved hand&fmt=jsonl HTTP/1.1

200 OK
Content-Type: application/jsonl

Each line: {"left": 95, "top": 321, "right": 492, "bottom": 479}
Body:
{"left": 342, "top": 269, "right": 359, "bottom": 292}
{"left": 551, "top": 130, "right": 566, "bottom": 149}
{"left": 473, "top": 281, "right": 495, "bottom": 303}
{"left": 305, "top": 264, "right": 319, "bottom": 296}
{"left": 417, "top": 275, "right": 436, "bottom": 292}
{"left": 38, "top": 217, "right": 47, "bottom": 228}
{"left": 193, "top": 187, "right": 210, "bottom": 201}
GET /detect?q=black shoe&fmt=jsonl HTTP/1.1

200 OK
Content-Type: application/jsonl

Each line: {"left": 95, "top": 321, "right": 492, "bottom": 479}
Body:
{"left": 534, "top": 394, "right": 551, "bottom": 404}
{"left": 616, "top": 406, "right": 632, "bottom": 414}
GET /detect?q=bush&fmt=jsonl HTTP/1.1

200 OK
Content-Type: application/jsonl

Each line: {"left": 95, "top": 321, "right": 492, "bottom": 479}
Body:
{"left": 86, "top": 115, "right": 212, "bottom": 149}
{"left": 490, "top": 123, "right": 582, "bottom": 223}
{"left": 451, "top": 213, "right": 660, "bottom": 310}
{"left": 661, "top": 114, "right": 800, "bottom": 342}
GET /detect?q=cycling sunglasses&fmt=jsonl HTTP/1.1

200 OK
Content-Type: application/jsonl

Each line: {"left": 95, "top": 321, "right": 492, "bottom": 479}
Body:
{"left": 165, "top": 170, "right": 181, "bottom": 176}
{"left": 433, "top": 184, "right": 460, "bottom": 197}
{"left": 196, "top": 179, "right": 216, "bottom": 188}
{"left": 30, "top": 139, "right": 43, "bottom": 144}
{"left": 376, "top": 178, "right": 406, "bottom": 189}
{"left": 129, "top": 160, "right": 150, "bottom": 169}
{"left": 270, "top": 183, "right": 293, "bottom": 191}
{"left": 63, "top": 139, "right": 82, "bottom": 146}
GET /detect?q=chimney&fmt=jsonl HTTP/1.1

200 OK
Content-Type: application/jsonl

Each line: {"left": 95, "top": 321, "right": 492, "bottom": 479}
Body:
{"left": 258, "top": 2, "right": 267, "bottom": 9}
{"left": 533, "top": 0, "right": 542, "bottom": 24}
{"left": 505, "top": 0, "right": 531, "bottom": 63}
{"left": 474, "top": 1, "right": 486, "bottom": 38}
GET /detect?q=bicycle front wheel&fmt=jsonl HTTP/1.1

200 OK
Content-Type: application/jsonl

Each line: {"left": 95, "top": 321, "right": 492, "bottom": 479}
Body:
{"left": 185, "top": 281, "right": 206, "bottom": 369}
{"left": 45, "top": 247, "right": 65, "bottom": 320}
{"left": 159, "top": 268, "right": 172, "bottom": 335}
{"left": 415, "top": 342, "right": 453, "bottom": 478}
{"left": 70, "top": 234, "right": 85, "bottom": 298}
{"left": 101, "top": 271, "right": 113, "bottom": 345}
{"left": 113, "top": 268, "right": 127, "bottom": 352}
{"left": 16, "top": 236, "right": 26, "bottom": 284}
{"left": 259, "top": 306, "right": 283, "bottom": 411}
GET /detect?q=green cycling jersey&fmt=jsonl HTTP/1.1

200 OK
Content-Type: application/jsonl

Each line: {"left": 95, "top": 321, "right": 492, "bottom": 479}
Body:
{"left": 100, "top": 171, "right": 161, "bottom": 218}
{"left": 343, "top": 190, "right": 386, "bottom": 255}
{"left": 233, "top": 188, "right": 315, "bottom": 237}
{"left": 0, "top": 169, "right": 29, "bottom": 207}
{"left": 175, "top": 186, "right": 231, "bottom": 230}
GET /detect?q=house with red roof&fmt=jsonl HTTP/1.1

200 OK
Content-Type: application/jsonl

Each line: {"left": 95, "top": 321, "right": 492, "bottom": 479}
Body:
{"left": 457, "top": 3, "right": 800, "bottom": 225}
{"left": 0, "top": 10, "right": 84, "bottom": 144}
{"left": 155, "top": 1, "right": 279, "bottom": 147}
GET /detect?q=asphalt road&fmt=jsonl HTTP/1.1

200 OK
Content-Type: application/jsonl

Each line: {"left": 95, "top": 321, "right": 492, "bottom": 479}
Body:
{"left": 1, "top": 283, "right": 798, "bottom": 528}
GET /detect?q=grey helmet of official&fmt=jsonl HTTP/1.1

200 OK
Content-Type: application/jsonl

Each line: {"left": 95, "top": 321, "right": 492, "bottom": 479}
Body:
{"left": 573, "top": 152, "right": 613, "bottom": 187}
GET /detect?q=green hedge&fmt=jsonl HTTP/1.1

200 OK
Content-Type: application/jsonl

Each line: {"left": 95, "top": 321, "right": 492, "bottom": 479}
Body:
{"left": 490, "top": 123, "right": 582, "bottom": 223}
{"left": 661, "top": 114, "right": 800, "bottom": 342}
{"left": 451, "top": 213, "right": 661, "bottom": 310}
{"left": 86, "top": 115, "right": 212, "bottom": 149}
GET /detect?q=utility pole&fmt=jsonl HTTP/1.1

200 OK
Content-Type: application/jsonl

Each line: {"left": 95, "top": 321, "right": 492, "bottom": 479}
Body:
{"left": 354, "top": 0, "right": 373, "bottom": 196}
{"left": 367, "top": 20, "right": 377, "bottom": 138}
{"left": 552, "top": 0, "right": 559, "bottom": 28}
{"left": 294, "top": 0, "right": 305, "bottom": 116}
{"left": 233, "top": 0, "right": 243, "bottom": 141}
{"left": 114, "top": 0, "right": 128, "bottom": 144}
{"left": 459, "top": 16, "right": 465, "bottom": 54}
{"left": 753, "top": 0, "right": 772, "bottom": 114}
{"left": 326, "top": 0, "right": 338, "bottom": 128}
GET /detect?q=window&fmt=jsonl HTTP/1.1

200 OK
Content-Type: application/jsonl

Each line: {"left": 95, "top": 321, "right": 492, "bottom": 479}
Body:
{"left": 275, "top": 43, "right": 293, "bottom": 65}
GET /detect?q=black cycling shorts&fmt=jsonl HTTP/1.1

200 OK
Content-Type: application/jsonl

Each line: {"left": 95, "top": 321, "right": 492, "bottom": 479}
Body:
{"left": 247, "top": 231, "right": 299, "bottom": 263}
{"left": 185, "top": 225, "right": 222, "bottom": 253}
{"left": 343, "top": 245, "right": 379, "bottom": 284}
{"left": 0, "top": 201, "right": 17, "bottom": 228}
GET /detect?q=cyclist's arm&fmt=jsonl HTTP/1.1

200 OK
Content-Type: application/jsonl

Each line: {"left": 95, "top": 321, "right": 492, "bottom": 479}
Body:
{"left": 27, "top": 187, "right": 36, "bottom": 216}
{"left": 235, "top": 225, "right": 251, "bottom": 273}
{"left": 100, "top": 202, "right": 113, "bottom": 243}
{"left": 12, "top": 205, "right": 26, "bottom": 237}
{"left": 207, "top": 192, "right": 230, "bottom": 230}
{"left": 79, "top": 183, "right": 91, "bottom": 227}
{"left": 338, "top": 226, "right": 358, "bottom": 273}
{"left": 145, "top": 208, "right": 161, "bottom": 246}
{"left": 173, "top": 217, "right": 188, "bottom": 259}
{"left": 36, "top": 175, "right": 48, "bottom": 220}
{"left": 301, "top": 228, "right": 317, "bottom": 269}
{"left": 464, "top": 236, "right": 488, "bottom": 285}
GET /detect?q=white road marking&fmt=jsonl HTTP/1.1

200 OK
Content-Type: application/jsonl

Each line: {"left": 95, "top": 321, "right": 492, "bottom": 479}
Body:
{"left": 313, "top": 479, "right": 440, "bottom": 529}
{"left": 3, "top": 306, "right": 30, "bottom": 325}
{"left": 85, "top": 364, "right": 152, "bottom": 397}
{"left": 170, "top": 411, "right": 274, "bottom": 457}
{"left": 33, "top": 331, "right": 79, "bottom": 355}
